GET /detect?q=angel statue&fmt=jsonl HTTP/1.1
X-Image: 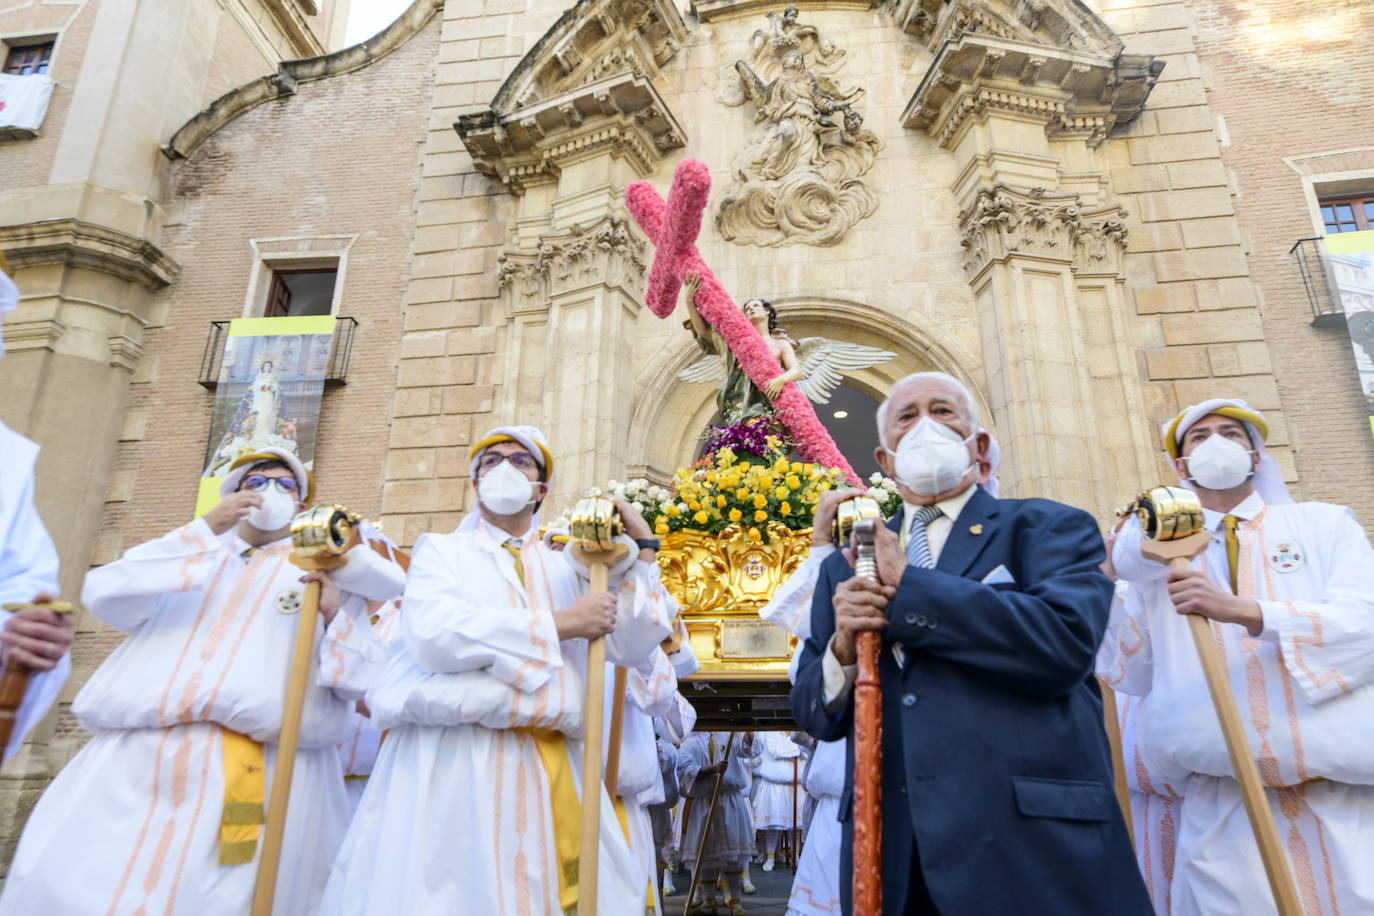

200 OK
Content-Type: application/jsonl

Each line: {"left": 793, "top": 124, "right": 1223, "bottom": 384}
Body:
{"left": 678, "top": 272, "right": 895, "bottom": 430}
{"left": 734, "top": 50, "right": 862, "bottom": 182}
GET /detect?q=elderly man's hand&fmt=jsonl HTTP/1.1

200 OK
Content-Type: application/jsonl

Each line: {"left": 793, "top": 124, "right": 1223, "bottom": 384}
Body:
{"left": 810, "top": 487, "right": 865, "bottom": 547}
{"left": 0, "top": 593, "right": 75, "bottom": 671}
{"left": 1166, "top": 567, "right": 1262, "bottom": 633}
{"left": 830, "top": 576, "right": 892, "bottom": 667}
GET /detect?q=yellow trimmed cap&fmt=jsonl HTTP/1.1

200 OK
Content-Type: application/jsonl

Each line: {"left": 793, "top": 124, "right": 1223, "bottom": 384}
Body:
{"left": 218, "top": 446, "right": 313, "bottom": 503}
{"left": 1162, "top": 398, "right": 1270, "bottom": 459}
{"left": 469, "top": 425, "right": 553, "bottom": 478}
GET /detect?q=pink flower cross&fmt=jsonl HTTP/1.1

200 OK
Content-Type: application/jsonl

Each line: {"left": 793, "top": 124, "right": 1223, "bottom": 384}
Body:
{"left": 626, "top": 159, "right": 860, "bottom": 484}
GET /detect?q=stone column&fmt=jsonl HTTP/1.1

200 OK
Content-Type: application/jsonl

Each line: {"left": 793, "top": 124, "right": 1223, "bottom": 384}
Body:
{"left": 902, "top": 9, "right": 1163, "bottom": 511}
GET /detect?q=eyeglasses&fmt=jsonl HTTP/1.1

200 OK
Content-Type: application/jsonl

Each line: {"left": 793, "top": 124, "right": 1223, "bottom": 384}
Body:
{"left": 242, "top": 475, "right": 300, "bottom": 493}
{"left": 477, "top": 451, "right": 538, "bottom": 473}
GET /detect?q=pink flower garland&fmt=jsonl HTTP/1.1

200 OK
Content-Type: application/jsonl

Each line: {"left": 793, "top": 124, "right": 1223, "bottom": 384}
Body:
{"left": 626, "top": 158, "right": 860, "bottom": 484}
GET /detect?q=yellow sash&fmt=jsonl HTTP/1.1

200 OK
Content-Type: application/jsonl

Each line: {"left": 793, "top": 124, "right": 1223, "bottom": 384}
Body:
{"left": 219, "top": 727, "right": 265, "bottom": 865}
{"left": 516, "top": 727, "right": 583, "bottom": 911}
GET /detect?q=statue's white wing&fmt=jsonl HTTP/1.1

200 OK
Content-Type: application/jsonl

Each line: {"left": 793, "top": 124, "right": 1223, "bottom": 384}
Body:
{"left": 679, "top": 352, "right": 727, "bottom": 385}
{"left": 794, "top": 337, "right": 896, "bottom": 403}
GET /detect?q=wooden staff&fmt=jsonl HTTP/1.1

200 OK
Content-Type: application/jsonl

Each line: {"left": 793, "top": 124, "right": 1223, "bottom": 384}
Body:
{"left": 605, "top": 665, "right": 628, "bottom": 798}
{"left": 569, "top": 495, "right": 629, "bottom": 916}
{"left": 1130, "top": 486, "right": 1302, "bottom": 916}
{"left": 683, "top": 732, "right": 735, "bottom": 916}
{"left": 0, "top": 598, "right": 74, "bottom": 759}
{"left": 1098, "top": 678, "right": 1135, "bottom": 845}
{"left": 851, "top": 519, "right": 882, "bottom": 916}
{"left": 252, "top": 506, "right": 357, "bottom": 916}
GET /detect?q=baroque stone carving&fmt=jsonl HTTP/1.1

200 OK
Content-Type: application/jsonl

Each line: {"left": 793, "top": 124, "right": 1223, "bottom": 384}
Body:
{"left": 497, "top": 217, "right": 648, "bottom": 311}
{"left": 714, "top": 6, "right": 881, "bottom": 248}
{"left": 957, "top": 184, "right": 1128, "bottom": 278}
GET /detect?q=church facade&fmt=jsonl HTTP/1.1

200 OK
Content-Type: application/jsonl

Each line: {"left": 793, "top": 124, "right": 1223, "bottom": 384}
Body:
{"left": 2, "top": 0, "right": 1372, "bottom": 866}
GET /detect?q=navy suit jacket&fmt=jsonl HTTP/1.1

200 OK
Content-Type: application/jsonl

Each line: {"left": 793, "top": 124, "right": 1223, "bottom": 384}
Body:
{"left": 790, "top": 486, "right": 1152, "bottom": 916}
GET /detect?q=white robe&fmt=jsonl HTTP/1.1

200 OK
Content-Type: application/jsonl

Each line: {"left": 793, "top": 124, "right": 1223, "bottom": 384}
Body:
{"left": 0, "top": 517, "right": 397, "bottom": 915}
{"left": 678, "top": 733, "right": 753, "bottom": 873}
{"left": 320, "top": 518, "right": 672, "bottom": 915}
{"left": 752, "top": 730, "right": 802, "bottom": 830}
{"left": 0, "top": 422, "right": 69, "bottom": 757}
{"left": 1099, "top": 494, "right": 1374, "bottom": 916}
{"left": 611, "top": 649, "right": 679, "bottom": 916}
{"left": 338, "top": 598, "right": 402, "bottom": 815}
{"left": 787, "top": 736, "right": 845, "bottom": 916}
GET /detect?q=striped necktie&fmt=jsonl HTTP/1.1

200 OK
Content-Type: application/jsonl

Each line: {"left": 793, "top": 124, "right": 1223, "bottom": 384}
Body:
{"left": 906, "top": 505, "right": 943, "bottom": 569}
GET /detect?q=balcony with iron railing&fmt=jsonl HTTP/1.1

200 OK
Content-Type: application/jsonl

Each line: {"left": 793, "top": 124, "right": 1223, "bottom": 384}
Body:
{"left": 1289, "top": 237, "right": 1346, "bottom": 328}
{"left": 197, "top": 316, "right": 358, "bottom": 388}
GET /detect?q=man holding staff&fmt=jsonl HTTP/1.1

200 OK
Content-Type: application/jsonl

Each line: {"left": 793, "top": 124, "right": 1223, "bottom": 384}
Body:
{"left": 1100, "top": 398, "right": 1374, "bottom": 915}
{"left": 320, "top": 425, "right": 672, "bottom": 915}
{"left": 0, "top": 253, "right": 74, "bottom": 759}
{"left": 790, "top": 372, "right": 1150, "bottom": 915}
{"left": 0, "top": 446, "right": 403, "bottom": 914}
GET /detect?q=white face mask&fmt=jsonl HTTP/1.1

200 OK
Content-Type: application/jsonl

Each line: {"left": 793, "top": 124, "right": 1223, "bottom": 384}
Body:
{"left": 885, "top": 416, "right": 976, "bottom": 497}
{"left": 478, "top": 460, "right": 538, "bottom": 516}
{"left": 1184, "top": 434, "right": 1254, "bottom": 491}
{"left": 245, "top": 487, "right": 299, "bottom": 532}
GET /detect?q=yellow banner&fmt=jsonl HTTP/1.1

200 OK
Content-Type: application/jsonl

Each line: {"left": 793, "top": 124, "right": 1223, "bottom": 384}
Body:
{"left": 226, "top": 315, "right": 336, "bottom": 338}
{"left": 1323, "top": 230, "right": 1374, "bottom": 256}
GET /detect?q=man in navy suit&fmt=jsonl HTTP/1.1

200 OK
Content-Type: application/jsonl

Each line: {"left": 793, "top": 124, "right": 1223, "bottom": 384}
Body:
{"left": 791, "top": 372, "right": 1152, "bottom": 915}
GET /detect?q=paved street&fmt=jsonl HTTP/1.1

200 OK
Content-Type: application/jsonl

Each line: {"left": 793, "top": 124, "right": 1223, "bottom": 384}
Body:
{"left": 660, "top": 860, "right": 797, "bottom": 915}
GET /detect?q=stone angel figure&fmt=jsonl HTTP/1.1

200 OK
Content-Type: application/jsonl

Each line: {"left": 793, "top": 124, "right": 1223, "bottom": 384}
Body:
{"left": 678, "top": 273, "right": 895, "bottom": 427}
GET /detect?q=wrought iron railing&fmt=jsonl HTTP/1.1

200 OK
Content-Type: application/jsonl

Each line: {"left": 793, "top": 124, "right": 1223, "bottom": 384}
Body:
{"left": 1289, "top": 237, "right": 1345, "bottom": 328}
{"left": 197, "top": 316, "right": 359, "bottom": 387}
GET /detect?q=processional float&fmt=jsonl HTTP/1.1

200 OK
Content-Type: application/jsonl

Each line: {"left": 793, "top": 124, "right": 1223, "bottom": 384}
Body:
{"left": 1116, "top": 486, "right": 1302, "bottom": 916}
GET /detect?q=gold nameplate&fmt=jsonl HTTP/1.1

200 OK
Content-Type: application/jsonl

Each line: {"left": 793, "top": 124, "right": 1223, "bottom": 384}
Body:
{"left": 718, "top": 619, "right": 792, "bottom": 660}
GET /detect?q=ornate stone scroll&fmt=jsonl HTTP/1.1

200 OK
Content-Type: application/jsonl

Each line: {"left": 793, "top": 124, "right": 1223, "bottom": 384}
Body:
{"left": 714, "top": 5, "right": 881, "bottom": 248}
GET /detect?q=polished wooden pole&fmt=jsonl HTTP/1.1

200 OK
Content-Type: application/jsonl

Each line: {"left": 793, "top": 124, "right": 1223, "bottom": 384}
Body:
{"left": 0, "top": 598, "right": 73, "bottom": 760}
{"left": 1098, "top": 678, "right": 1135, "bottom": 846}
{"left": 604, "top": 665, "right": 628, "bottom": 798}
{"left": 851, "top": 520, "right": 882, "bottom": 916}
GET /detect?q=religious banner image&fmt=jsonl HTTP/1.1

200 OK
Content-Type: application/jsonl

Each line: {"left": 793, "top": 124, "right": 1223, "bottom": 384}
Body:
{"left": 1324, "top": 230, "right": 1374, "bottom": 441}
{"left": 196, "top": 315, "right": 335, "bottom": 515}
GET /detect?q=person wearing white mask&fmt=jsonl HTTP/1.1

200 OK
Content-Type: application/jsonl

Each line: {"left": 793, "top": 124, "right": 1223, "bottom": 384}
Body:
{"left": 790, "top": 371, "right": 1151, "bottom": 916}
{"left": 0, "top": 446, "right": 405, "bottom": 914}
{"left": 1099, "top": 398, "right": 1374, "bottom": 916}
{"left": 321, "top": 425, "right": 673, "bottom": 916}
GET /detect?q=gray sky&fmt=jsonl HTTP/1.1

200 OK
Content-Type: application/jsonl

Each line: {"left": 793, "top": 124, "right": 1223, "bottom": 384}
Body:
{"left": 344, "top": 0, "right": 415, "bottom": 46}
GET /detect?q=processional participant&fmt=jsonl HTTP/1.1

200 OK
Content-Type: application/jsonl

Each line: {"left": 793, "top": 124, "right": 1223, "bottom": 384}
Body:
{"left": 321, "top": 425, "right": 673, "bottom": 915}
{"left": 751, "top": 730, "right": 802, "bottom": 871}
{"left": 0, "top": 446, "right": 403, "bottom": 914}
{"left": 1099, "top": 398, "right": 1374, "bottom": 915}
{"left": 0, "top": 254, "right": 74, "bottom": 759}
{"left": 790, "top": 372, "right": 1151, "bottom": 915}
{"left": 678, "top": 731, "right": 756, "bottom": 916}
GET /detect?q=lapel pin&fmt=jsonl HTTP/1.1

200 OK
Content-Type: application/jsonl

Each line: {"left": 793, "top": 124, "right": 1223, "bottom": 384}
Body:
{"left": 969, "top": 524, "right": 984, "bottom": 536}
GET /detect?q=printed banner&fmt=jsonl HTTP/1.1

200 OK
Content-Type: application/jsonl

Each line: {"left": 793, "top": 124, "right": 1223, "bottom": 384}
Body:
{"left": 196, "top": 315, "right": 335, "bottom": 516}
{"left": 1323, "top": 230, "right": 1374, "bottom": 442}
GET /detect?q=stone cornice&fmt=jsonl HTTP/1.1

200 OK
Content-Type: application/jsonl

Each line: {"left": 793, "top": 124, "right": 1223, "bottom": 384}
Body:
{"left": 489, "top": 0, "right": 687, "bottom": 114}
{"left": 498, "top": 216, "right": 647, "bottom": 311}
{"left": 902, "top": 32, "right": 1162, "bottom": 149}
{"left": 0, "top": 219, "right": 180, "bottom": 290}
{"left": 265, "top": 0, "right": 327, "bottom": 59}
{"left": 456, "top": 72, "right": 685, "bottom": 193}
{"left": 691, "top": 0, "right": 879, "bottom": 22}
{"left": 164, "top": 0, "right": 443, "bottom": 160}
{"left": 892, "top": 0, "right": 1123, "bottom": 58}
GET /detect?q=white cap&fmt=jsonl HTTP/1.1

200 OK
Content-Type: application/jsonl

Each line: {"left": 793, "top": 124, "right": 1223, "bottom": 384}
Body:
{"left": 217, "top": 446, "right": 312, "bottom": 503}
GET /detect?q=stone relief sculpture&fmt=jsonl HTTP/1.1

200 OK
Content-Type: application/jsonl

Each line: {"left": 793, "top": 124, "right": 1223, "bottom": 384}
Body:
{"left": 714, "top": 5, "right": 882, "bottom": 248}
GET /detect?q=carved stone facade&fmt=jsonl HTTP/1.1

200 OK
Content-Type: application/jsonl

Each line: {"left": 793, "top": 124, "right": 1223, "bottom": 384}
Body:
{"left": 4, "top": 0, "right": 1374, "bottom": 869}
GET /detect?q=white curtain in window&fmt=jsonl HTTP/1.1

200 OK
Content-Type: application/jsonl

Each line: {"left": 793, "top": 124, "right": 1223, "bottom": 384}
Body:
{"left": 0, "top": 74, "right": 56, "bottom": 132}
